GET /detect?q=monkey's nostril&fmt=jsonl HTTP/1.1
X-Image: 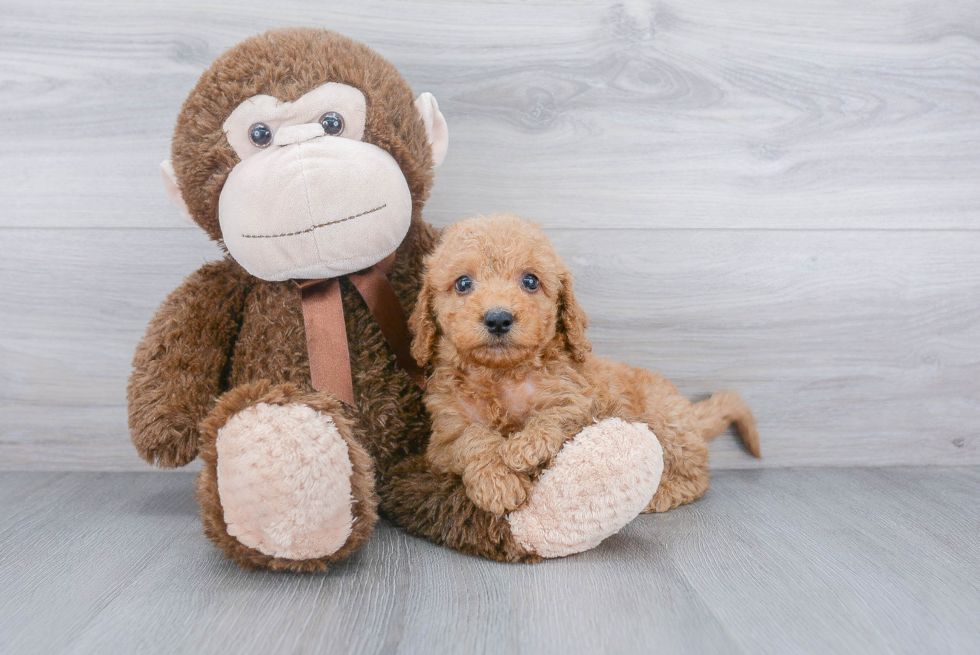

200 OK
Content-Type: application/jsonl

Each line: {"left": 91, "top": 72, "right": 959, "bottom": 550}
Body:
{"left": 483, "top": 309, "right": 514, "bottom": 336}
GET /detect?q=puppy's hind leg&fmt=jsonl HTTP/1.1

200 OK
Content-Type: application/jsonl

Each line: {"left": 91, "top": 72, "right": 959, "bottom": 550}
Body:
{"left": 642, "top": 428, "right": 711, "bottom": 514}
{"left": 642, "top": 392, "right": 759, "bottom": 513}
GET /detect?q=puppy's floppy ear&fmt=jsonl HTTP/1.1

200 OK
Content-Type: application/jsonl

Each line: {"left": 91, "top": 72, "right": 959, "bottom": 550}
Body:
{"left": 409, "top": 269, "right": 438, "bottom": 367}
{"left": 557, "top": 268, "right": 592, "bottom": 362}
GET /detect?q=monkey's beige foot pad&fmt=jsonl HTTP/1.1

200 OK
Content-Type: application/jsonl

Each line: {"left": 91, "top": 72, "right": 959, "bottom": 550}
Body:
{"left": 507, "top": 418, "right": 664, "bottom": 558}
{"left": 215, "top": 402, "right": 355, "bottom": 560}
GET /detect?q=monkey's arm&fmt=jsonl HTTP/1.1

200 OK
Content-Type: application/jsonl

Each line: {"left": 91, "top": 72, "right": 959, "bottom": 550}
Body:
{"left": 128, "top": 258, "right": 250, "bottom": 468}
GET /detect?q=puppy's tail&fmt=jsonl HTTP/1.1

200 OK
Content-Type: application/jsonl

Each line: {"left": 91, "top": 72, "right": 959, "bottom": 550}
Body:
{"left": 694, "top": 391, "right": 761, "bottom": 458}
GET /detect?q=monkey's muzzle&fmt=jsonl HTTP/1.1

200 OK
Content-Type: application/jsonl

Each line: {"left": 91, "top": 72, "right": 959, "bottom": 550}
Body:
{"left": 218, "top": 133, "right": 413, "bottom": 282}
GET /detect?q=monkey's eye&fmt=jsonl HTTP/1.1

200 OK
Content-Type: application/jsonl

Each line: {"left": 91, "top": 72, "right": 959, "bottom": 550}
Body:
{"left": 319, "top": 112, "right": 344, "bottom": 136}
{"left": 248, "top": 122, "right": 273, "bottom": 148}
{"left": 521, "top": 273, "right": 540, "bottom": 291}
{"left": 454, "top": 276, "right": 473, "bottom": 294}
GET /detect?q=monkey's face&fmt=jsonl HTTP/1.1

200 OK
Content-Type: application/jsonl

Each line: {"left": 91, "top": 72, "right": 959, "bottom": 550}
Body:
{"left": 217, "top": 82, "right": 412, "bottom": 281}
{"left": 162, "top": 29, "right": 449, "bottom": 280}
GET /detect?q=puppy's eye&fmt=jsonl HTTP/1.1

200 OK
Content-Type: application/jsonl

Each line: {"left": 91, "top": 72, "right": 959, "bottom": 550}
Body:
{"left": 319, "top": 112, "right": 344, "bottom": 136}
{"left": 454, "top": 276, "right": 473, "bottom": 294}
{"left": 521, "top": 273, "right": 540, "bottom": 291}
{"left": 248, "top": 122, "right": 273, "bottom": 148}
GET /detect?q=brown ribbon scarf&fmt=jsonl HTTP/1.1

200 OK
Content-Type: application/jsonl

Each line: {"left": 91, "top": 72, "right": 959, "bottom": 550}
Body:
{"left": 295, "top": 252, "right": 424, "bottom": 405}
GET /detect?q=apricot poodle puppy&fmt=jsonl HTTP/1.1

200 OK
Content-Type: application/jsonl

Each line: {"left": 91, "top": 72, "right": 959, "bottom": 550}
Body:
{"left": 409, "top": 214, "right": 760, "bottom": 516}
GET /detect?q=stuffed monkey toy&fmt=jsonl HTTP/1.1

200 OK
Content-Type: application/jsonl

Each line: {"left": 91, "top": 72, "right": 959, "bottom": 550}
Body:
{"left": 129, "top": 28, "right": 665, "bottom": 571}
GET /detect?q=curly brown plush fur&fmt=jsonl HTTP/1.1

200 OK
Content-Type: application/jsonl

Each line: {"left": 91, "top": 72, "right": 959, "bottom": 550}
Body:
{"left": 410, "top": 214, "right": 760, "bottom": 516}
{"left": 128, "top": 28, "right": 533, "bottom": 569}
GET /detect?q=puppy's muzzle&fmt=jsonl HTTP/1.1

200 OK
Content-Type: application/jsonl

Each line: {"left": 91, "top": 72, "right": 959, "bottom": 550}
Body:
{"left": 483, "top": 308, "right": 514, "bottom": 337}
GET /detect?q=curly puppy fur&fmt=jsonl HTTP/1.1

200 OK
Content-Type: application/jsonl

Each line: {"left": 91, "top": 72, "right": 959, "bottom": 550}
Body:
{"left": 128, "top": 29, "right": 535, "bottom": 569}
{"left": 410, "top": 214, "right": 760, "bottom": 516}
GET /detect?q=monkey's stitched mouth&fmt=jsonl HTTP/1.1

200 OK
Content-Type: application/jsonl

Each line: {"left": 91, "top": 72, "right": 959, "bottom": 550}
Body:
{"left": 241, "top": 203, "right": 387, "bottom": 239}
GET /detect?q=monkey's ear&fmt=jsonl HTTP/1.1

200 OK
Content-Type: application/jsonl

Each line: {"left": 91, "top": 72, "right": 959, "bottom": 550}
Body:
{"left": 160, "top": 160, "right": 196, "bottom": 226}
{"left": 414, "top": 92, "right": 449, "bottom": 167}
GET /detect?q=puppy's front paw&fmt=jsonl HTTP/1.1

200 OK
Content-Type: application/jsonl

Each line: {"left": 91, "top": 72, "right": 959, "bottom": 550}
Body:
{"left": 499, "top": 429, "right": 560, "bottom": 473}
{"left": 463, "top": 459, "right": 532, "bottom": 516}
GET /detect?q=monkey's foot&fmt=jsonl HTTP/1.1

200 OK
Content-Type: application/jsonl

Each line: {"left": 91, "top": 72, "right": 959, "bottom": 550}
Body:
{"left": 197, "top": 383, "right": 377, "bottom": 571}
{"left": 506, "top": 418, "right": 663, "bottom": 558}
{"left": 216, "top": 402, "right": 357, "bottom": 559}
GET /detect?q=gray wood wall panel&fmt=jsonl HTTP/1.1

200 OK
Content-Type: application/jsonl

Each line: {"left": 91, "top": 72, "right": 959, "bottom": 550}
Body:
{"left": 1, "top": 0, "right": 978, "bottom": 470}
{"left": 2, "top": 228, "right": 977, "bottom": 469}
{"left": 3, "top": 0, "right": 979, "bottom": 229}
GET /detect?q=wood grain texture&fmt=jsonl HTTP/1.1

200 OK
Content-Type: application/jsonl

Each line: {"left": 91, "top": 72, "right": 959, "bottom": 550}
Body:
{"left": 0, "top": 0, "right": 978, "bottom": 229}
{"left": 1, "top": 0, "right": 978, "bottom": 470}
{"left": 1, "top": 228, "right": 977, "bottom": 470}
{"left": 1, "top": 469, "right": 977, "bottom": 653}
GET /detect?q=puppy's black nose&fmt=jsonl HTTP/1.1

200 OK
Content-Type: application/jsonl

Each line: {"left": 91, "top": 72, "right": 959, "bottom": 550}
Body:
{"left": 483, "top": 309, "right": 514, "bottom": 336}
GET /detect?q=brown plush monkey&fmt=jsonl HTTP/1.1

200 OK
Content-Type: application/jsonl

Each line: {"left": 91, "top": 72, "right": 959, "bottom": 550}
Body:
{"left": 130, "top": 28, "right": 665, "bottom": 571}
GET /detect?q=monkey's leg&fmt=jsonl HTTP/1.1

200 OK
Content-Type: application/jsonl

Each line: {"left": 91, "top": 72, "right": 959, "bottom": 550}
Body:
{"left": 507, "top": 418, "right": 663, "bottom": 558}
{"left": 195, "top": 381, "right": 378, "bottom": 571}
{"left": 642, "top": 426, "right": 711, "bottom": 514}
{"left": 380, "top": 418, "right": 663, "bottom": 561}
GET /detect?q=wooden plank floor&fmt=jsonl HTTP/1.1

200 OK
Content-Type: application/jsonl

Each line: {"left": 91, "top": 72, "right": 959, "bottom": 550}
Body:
{"left": 1, "top": 468, "right": 977, "bottom": 654}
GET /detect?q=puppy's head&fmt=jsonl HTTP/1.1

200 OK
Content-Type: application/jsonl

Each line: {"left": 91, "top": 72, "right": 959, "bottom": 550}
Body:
{"left": 410, "top": 213, "right": 591, "bottom": 369}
